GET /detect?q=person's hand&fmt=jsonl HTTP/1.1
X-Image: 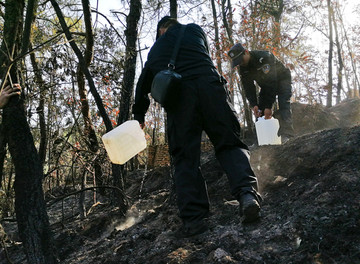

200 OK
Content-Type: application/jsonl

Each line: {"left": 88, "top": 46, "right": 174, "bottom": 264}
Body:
{"left": 252, "top": 106, "right": 261, "bottom": 118}
{"left": 263, "top": 108, "right": 272, "bottom": 119}
{"left": 0, "top": 83, "right": 21, "bottom": 109}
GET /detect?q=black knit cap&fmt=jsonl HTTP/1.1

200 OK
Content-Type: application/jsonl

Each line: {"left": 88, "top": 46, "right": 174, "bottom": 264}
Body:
{"left": 228, "top": 43, "right": 246, "bottom": 68}
{"left": 156, "top": 16, "right": 173, "bottom": 40}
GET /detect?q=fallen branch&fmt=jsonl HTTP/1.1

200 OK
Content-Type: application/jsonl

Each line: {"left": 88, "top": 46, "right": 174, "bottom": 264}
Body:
{"left": 46, "top": 186, "right": 128, "bottom": 207}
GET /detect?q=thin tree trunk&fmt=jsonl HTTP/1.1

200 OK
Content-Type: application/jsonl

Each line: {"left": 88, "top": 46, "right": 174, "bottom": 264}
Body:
{"left": 326, "top": 0, "right": 333, "bottom": 107}
{"left": 170, "top": 0, "right": 177, "bottom": 19}
{"left": 271, "top": 0, "right": 284, "bottom": 49}
{"left": 0, "top": 124, "right": 6, "bottom": 188}
{"left": 221, "top": 0, "right": 233, "bottom": 45}
{"left": 210, "top": 0, "right": 222, "bottom": 75}
{"left": 117, "top": 0, "right": 141, "bottom": 126}
{"left": 331, "top": 10, "right": 343, "bottom": 104}
{"left": 50, "top": 0, "right": 127, "bottom": 211}
{"left": 113, "top": 0, "right": 141, "bottom": 201}
{"left": 221, "top": 0, "right": 234, "bottom": 103}
{"left": 79, "top": 170, "right": 87, "bottom": 219}
{"left": 250, "top": 0, "right": 258, "bottom": 50}
{"left": 29, "top": 47, "right": 47, "bottom": 164}
{"left": 336, "top": 6, "right": 358, "bottom": 98}
{"left": 50, "top": 0, "right": 113, "bottom": 132}
{"left": 222, "top": 0, "right": 253, "bottom": 134}
{"left": 78, "top": 0, "right": 104, "bottom": 195}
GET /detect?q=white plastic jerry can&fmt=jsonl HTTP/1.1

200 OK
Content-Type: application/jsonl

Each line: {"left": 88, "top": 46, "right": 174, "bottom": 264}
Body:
{"left": 255, "top": 117, "right": 282, "bottom": 146}
{"left": 102, "top": 120, "right": 147, "bottom": 164}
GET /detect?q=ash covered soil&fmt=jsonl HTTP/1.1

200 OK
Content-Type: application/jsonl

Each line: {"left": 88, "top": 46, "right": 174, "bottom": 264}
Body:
{"left": 1, "top": 99, "right": 360, "bottom": 264}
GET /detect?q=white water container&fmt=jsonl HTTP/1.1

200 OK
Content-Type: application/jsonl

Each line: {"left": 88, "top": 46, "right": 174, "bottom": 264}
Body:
{"left": 102, "top": 120, "right": 147, "bottom": 164}
{"left": 255, "top": 117, "right": 282, "bottom": 146}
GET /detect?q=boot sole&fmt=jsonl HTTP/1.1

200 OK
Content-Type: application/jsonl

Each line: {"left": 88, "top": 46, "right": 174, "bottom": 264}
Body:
{"left": 172, "top": 223, "right": 209, "bottom": 239}
{"left": 242, "top": 202, "right": 260, "bottom": 223}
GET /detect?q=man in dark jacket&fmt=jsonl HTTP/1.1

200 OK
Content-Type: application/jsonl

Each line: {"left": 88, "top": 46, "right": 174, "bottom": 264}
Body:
{"left": 133, "top": 17, "right": 262, "bottom": 238}
{"left": 228, "top": 43, "right": 294, "bottom": 142}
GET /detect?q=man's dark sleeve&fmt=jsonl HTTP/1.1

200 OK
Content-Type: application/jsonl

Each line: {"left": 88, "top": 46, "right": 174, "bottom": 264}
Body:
{"left": 132, "top": 65, "right": 153, "bottom": 123}
{"left": 258, "top": 88, "right": 276, "bottom": 110}
{"left": 240, "top": 71, "right": 258, "bottom": 107}
{"left": 258, "top": 52, "right": 282, "bottom": 109}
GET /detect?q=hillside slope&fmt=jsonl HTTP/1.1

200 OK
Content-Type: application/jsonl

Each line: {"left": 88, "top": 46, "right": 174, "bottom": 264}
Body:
{"left": 1, "top": 100, "right": 359, "bottom": 264}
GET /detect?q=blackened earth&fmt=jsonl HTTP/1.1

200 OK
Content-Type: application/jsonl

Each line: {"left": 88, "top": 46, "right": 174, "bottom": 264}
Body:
{"left": 1, "top": 99, "right": 360, "bottom": 264}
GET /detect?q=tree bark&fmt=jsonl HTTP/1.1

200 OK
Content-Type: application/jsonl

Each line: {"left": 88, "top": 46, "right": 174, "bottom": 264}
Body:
{"left": 78, "top": 0, "right": 104, "bottom": 194}
{"left": 117, "top": 0, "right": 141, "bottom": 126}
{"left": 210, "top": 0, "right": 222, "bottom": 75}
{"left": 113, "top": 0, "right": 141, "bottom": 201}
{"left": 261, "top": 0, "right": 284, "bottom": 49}
{"left": 331, "top": 9, "right": 343, "bottom": 104}
{"left": 29, "top": 47, "right": 47, "bottom": 164}
{"left": 5, "top": 104, "right": 57, "bottom": 264}
{"left": 221, "top": 0, "right": 234, "bottom": 103}
{"left": 326, "top": 0, "right": 333, "bottom": 107}
{"left": 0, "top": 0, "right": 58, "bottom": 263}
{"left": 221, "top": 0, "right": 233, "bottom": 45}
{"left": 0, "top": 124, "right": 6, "bottom": 188}
{"left": 221, "top": 0, "right": 253, "bottom": 134}
{"left": 272, "top": 0, "right": 284, "bottom": 49}
{"left": 170, "top": 0, "right": 177, "bottom": 19}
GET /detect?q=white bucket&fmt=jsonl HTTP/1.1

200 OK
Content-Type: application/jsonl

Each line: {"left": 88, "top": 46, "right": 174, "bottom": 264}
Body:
{"left": 102, "top": 120, "right": 147, "bottom": 164}
{"left": 255, "top": 117, "right": 282, "bottom": 146}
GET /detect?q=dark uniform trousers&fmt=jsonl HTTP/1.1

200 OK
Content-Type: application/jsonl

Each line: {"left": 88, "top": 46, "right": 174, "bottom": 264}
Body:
{"left": 167, "top": 75, "right": 261, "bottom": 224}
{"left": 258, "top": 76, "right": 294, "bottom": 137}
{"left": 275, "top": 77, "right": 294, "bottom": 137}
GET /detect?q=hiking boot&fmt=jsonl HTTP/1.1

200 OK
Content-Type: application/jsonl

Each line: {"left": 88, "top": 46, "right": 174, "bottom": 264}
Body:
{"left": 239, "top": 193, "right": 261, "bottom": 223}
{"left": 173, "top": 220, "right": 209, "bottom": 238}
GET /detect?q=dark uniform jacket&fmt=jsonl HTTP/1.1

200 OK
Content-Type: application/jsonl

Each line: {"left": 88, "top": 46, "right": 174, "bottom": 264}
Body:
{"left": 133, "top": 23, "right": 220, "bottom": 123}
{"left": 239, "top": 51, "right": 291, "bottom": 110}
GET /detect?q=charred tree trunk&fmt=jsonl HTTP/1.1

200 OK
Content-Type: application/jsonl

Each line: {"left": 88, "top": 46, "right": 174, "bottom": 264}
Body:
{"left": 118, "top": 0, "right": 141, "bottom": 126}
{"left": 0, "top": 0, "right": 58, "bottom": 263}
{"left": 113, "top": 0, "right": 141, "bottom": 198}
{"left": 4, "top": 103, "right": 57, "bottom": 264}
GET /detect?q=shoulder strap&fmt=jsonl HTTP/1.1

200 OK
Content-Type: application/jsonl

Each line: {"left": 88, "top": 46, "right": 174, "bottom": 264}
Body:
{"left": 168, "top": 25, "right": 186, "bottom": 69}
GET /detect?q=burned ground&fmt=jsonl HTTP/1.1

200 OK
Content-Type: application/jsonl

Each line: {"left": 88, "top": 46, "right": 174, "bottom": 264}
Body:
{"left": 1, "top": 99, "right": 360, "bottom": 264}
